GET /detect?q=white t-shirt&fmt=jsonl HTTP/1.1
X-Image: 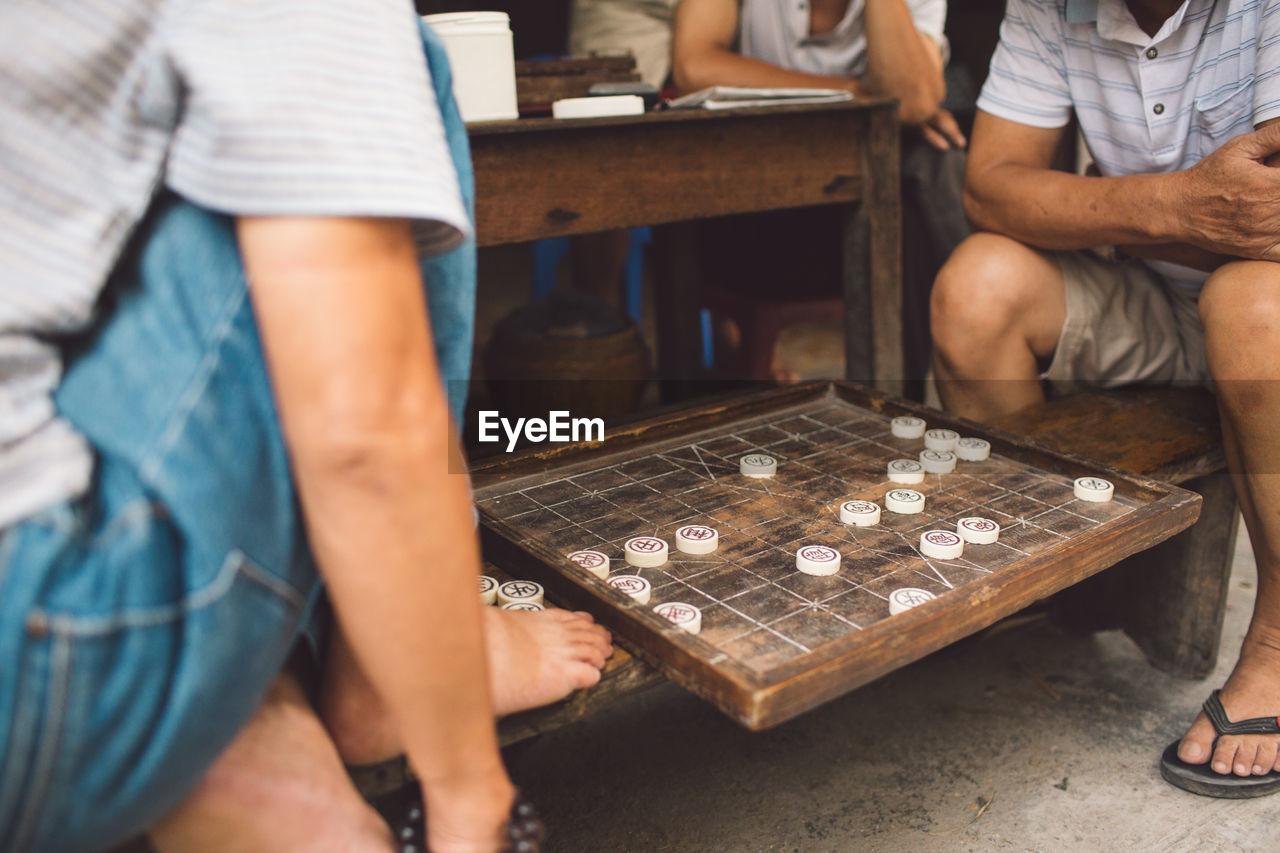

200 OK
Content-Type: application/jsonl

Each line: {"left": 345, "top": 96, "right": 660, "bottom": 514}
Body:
{"left": 739, "top": 0, "right": 950, "bottom": 78}
{"left": 977, "top": 0, "right": 1280, "bottom": 288}
{"left": 0, "top": 0, "right": 470, "bottom": 528}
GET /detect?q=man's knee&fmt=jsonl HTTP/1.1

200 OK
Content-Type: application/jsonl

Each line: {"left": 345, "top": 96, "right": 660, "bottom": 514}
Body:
{"left": 1201, "top": 260, "right": 1280, "bottom": 373}
{"left": 931, "top": 233, "right": 1056, "bottom": 358}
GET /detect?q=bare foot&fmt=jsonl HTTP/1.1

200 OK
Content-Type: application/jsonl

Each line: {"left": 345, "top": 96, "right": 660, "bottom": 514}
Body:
{"left": 1178, "top": 636, "right": 1280, "bottom": 777}
{"left": 483, "top": 607, "right": 612, "bottom": 716}
{"left": 150, "top": 674, "right": 393, "bottom": 852}
{"left": 325, "top": 607, "right": 612, "bottom": 765}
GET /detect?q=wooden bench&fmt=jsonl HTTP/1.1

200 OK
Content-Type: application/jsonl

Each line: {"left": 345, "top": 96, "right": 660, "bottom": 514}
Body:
{"left": 495, "top": 386, "right": 1236, "bottom": 746}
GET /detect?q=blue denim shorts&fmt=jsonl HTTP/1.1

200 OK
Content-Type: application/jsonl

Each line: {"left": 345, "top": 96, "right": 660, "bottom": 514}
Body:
{"left": 0, "top": 23, "right": 477, "bottom": 852}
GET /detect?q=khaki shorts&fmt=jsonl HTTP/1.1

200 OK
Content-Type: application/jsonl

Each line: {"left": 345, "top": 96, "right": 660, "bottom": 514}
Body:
{"left": 1044, "top": 249, "right": 1209, "bottom": 391}
{"left": 568, "top": 0, "right": 679, "bottom": 88}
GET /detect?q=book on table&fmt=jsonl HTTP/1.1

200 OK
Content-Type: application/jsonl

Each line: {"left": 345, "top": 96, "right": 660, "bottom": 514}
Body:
{"left": 666, "top": 85, "right": 852, "bottom": 110}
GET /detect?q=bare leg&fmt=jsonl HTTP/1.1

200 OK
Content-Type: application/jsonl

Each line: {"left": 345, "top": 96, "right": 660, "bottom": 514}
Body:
{"left": 930, "top": 233, "right": 1068, "bottom": 420}
{"left": 324, "top": 607, "right": 613, "bottom": 766}
{"left": 1178, "top": 260, "right": 1280, "bottom": 777}
{"left": 149, "top": 673, "right": 394, "bottom": 853}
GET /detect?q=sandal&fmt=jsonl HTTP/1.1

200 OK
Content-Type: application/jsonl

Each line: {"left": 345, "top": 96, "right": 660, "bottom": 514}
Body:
{"left": 1160, "top": 689, "right": 1280, "bottom": 798}
{"left": 375, "top": 780, "right": 546, "bottom": 853}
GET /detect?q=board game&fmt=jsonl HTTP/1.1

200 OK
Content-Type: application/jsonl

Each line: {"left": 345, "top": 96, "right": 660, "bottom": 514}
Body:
{"left": 473, "top": 382, "right": 1200, "bottom": 729}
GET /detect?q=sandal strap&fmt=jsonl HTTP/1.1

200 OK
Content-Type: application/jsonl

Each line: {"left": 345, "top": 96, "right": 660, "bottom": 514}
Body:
{"left": 1203, "top": 690, "right": 1280, "bottom": 737}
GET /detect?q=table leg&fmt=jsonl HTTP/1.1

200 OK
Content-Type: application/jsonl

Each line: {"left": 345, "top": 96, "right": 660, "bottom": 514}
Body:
{"left": 651, "top": 222, "right": 703, "bottom": 401}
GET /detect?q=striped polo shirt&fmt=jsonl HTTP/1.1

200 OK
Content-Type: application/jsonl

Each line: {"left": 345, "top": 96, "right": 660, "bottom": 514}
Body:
{"left": 977, "top": 0, "right": 1280, "bottom": 288}
{"left": 0, "top": 0, "right": 470, "bottom": 529}
{"left": 739, "top": 0, "right": 949, "bottom": 79}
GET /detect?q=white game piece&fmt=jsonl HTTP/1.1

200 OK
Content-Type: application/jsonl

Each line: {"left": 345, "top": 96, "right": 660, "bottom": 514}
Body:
{"left": 884, "top": 488, "right": 926, "bottom": 515}
{"left": 923, "top": 429, "right": 960, "bottom": 451}
{"left": 624, "top": 536, "right": 669, "bottom": 568}
{"left": 955, "top": 437, "right": 992, "bottom": 462}
{"left": 888, "top": 587, "right": 937, "bottom": 615}
{"left": 567, "top": 549, "right": 610, "bottom": 579}
{"left": 654, "top": 601, "right": 703, "bottom": 634}
{"left": 919, "top": 529, "right": 964, "bottom": 560}
{"left": 608, "top": 574, "right": 652, "bottom": 604}
{"left": 890, "top": 416, "right": 927, "bottom": 439}
{"left": 839, "top": 499, "right": 881, "bottom": 526}
{"left": 956, "top": 517, "right": 1001, "bottom": 545}
{"left": 887, "top": 458, "right": 926, "bottom": 484}
{"left": 675, "top": 524, "right": 719, "bottom": 554}
{"left": 918, "top": 449, "right": 957, "bottom": 474}
{"left": 478, "top": 575, "right": 497, "bottom": 606}
{"left": 739, "top": 453, "right": 777, "bottom": 478}
{"left": 795, "top": 544, "right": 842, "bottom": 576}
{"left": 498, "top": 580, "right": 544, "bottom": 607}
{"left": 1074, "top": 476, "right": 1115, "bottom": 503}
{"left": 502, "top": 601, "right": 544, "bottom": 612}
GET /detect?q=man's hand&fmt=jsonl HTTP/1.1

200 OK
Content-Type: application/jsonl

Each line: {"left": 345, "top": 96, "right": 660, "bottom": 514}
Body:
{"left": 920, "top": 108, "right": 967, "bottom": 151}
{"left": 1173, "top": 122, "right": 1280, "bottom": 261}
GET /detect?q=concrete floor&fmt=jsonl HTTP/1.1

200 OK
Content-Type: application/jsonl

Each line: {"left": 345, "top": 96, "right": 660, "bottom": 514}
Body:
{"left": 504, "top": 529, "right": 1280, "bottom": 852}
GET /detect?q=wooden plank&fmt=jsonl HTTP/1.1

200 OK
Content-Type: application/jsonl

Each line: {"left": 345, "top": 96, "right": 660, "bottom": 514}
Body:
{"left": 989, "top": 387, "right": 1224, "bottom": 484}
{"left": 468, "top": 102, "right": 888, "bottom": 246}
{"left": 474, "top": 381, "right": 1201, "bottom": 729}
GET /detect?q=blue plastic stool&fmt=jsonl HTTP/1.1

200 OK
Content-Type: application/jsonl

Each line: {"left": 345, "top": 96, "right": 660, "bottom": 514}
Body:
{"left": 531, "top": 227, "right": 651, "bottom": 328}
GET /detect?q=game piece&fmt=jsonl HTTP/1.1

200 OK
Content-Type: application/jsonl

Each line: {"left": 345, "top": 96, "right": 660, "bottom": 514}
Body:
{"left": 608, "top": 574, "right": 652, "bottom": 604}
{"left": 884, "top": 488, "right": 925, "bottom": 514}
{"left": 887, "top": 458, "right": 925, "bottom": 484}
{"left": 502, "top": 601, "right": 544, "bottom": 612}
{"left": 923, "top": 429, "right": 959, "bottom": 451}
{"left": 675, "top": 524, "right": 719, "bottom": 554}
{"left": 625, "top": 535, "right": 669, "bottom": 567}
{"left": 956, "top": 517, "right": 1000, "bottom": 544}
{"left": 919, "top": 529, "right": 964, "bottom": 560}
{"left": 888, "top": 587, "right": 937, "bottom": 615}
{"left": 654, "top": 601, "right": 703, "bottom": 634}
{"left": 795, "top": 544, "right": 842, "bottom": 576}
{"left": 890, "top": 416, "right": 927, "bottom": 439}
{"left": 567, "top": 549, "right": 610, "bottom": 579}
{"left": 839, "top": 499, "right": 881, "bottom": 526}
{"left": 740, "top": 453, "right": 778, "bottom": 478}
{"left": 1074, "top": 476, "right": 1114, "bottom": 503}
{"left": 478, "top": 575, "right": 497, "bottom": 605}
{"left": 955, "top": 437, "right": 991, "bottom": 461}
{"left": 918, "top": 449, "right": 956, "bottom": 474}
{"left": 498, "top": 580, "right": 544, "bottom": 607}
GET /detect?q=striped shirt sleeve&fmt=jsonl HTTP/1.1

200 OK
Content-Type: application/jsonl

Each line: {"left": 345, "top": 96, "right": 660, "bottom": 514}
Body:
{"left": 1256, "top": 0, "right": 1280, "bottom": 125}
{"left": 164, "top": 0, "right": 469, "bottom": 255}
{"left": 977, "top": 0, "right": 1075, "bottom": 128}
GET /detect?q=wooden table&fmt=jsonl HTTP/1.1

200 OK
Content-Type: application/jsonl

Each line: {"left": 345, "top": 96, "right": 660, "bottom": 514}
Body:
{"left": 467, "top": 100, "right": 903, "bottom": 393}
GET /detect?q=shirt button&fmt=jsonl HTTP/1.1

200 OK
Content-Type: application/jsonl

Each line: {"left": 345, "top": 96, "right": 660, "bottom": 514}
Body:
{"left": 1153, "top": 103, "right": 1165, "bottom": 115}
{"left": 1146, "top": 47, "right": 1158, "bottom": 59}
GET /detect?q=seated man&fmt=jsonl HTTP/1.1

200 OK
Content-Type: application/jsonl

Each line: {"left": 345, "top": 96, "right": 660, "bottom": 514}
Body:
{"left": 0, "top": 4, "right": 610, "bottom": 852}
{"left": 672, "top": 0, "right": 971, "bottom": 386}
{"left": 930, "top": 0, "right": 1280, "bottom": 795}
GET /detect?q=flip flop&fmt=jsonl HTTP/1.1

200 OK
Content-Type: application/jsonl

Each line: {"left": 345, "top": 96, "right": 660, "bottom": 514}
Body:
{"left": 370, "top": 779, "right": 547, "bottom": 853}
{"left": 1160, "top": 689, "right": 1280, "bottom": 798}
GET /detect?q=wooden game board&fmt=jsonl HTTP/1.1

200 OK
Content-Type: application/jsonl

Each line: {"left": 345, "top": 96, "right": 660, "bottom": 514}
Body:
{"left": 473, "top": 383, "right": 1200, "bottom": 729}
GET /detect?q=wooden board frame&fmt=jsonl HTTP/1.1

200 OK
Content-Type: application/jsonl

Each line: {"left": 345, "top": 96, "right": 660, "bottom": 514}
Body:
{"left": 473, "top": 382, "right": 1201, "bottom": 730}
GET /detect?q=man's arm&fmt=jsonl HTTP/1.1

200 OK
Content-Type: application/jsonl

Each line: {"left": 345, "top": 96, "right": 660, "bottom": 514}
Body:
{"left": 965, "top": 111, "right": 1280, "bottom": 265}
{"left": 862, "top": 0, "right": 945, "bottom": 124}
{"left": 672, "top": 0, "right": 868, "bottom": 94}
{"left": 238, "top": 215, "right": 512, "bottom": 853}
{"left": 671, "top": 0, "right": 944, "bottom": 124}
